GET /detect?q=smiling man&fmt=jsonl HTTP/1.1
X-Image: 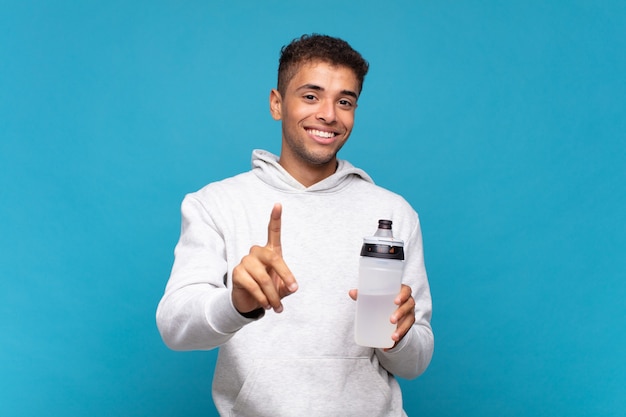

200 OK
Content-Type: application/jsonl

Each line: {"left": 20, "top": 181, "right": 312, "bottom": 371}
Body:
{"left": 270, "top": 58, "right": 359, "bottom": 186}
{"left": 156, "top": 34, "right": 434, "bottom": 416}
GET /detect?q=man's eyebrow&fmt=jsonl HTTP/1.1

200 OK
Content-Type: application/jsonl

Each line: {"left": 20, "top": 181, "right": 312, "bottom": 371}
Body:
{"left": 296, "top": 84, "right": 359, "bottom": 99}
{"left": 341, "top": 89, "right": 359, "bottom": 99}
{"left": 296, "top": 83, "right": 323, "bottom": 92}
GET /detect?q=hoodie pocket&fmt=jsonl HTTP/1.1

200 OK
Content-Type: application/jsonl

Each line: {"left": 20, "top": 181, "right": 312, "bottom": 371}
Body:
{"left": 229, "top": 356, "right": 397, "bottom": 417}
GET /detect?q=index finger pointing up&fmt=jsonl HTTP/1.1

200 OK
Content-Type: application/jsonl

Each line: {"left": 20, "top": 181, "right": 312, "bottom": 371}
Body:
{"left": 266, "top": 203, "right": 283, "bottom": 254}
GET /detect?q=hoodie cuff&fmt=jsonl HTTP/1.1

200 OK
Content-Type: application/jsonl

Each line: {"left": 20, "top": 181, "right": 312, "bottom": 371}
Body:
{"left": 206, "top": 289, "right": 261, "bottom": 334}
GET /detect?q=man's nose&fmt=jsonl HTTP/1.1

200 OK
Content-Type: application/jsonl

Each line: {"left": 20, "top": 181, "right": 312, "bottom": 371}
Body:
{"left": 316, "top": 100, "right": 336, "bottom": 123}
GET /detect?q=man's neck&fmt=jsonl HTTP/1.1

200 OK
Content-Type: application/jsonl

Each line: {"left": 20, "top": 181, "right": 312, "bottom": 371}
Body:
{"left": 278, "top": 158, "right": 338, "bottom": 188}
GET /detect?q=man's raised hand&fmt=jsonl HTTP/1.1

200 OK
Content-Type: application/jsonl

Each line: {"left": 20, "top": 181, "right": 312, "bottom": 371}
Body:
{"left": 232, "top": 203, "right": 298, "bottom": 315}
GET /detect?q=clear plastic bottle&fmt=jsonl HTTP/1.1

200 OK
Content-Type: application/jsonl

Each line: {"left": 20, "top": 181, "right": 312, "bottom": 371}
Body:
{"left": 355, "top": 219, "right": 405, "bottom": 348}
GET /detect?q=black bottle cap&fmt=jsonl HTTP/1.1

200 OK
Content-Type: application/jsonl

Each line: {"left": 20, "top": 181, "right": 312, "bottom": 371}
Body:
{"left": 360, "top": 219, "right": 404, "bottom": 260}
{"left": 378, "top": 219, "right": 392, "bottom": 230}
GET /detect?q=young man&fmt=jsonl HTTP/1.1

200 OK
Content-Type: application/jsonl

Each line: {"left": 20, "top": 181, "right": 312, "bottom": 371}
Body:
{"left": 156, "top": 34, "right": 433, "bottom": 416}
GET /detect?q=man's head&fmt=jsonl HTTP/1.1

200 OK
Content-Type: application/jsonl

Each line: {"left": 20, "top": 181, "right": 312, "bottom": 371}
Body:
{"left": 277, "top": 34, "right": 369, "bottom": 96}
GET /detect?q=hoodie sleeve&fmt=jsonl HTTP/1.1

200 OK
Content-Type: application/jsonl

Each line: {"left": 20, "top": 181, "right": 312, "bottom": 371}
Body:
{"left": 156, "top": 194, "right": 255, "bottom": 351}
{"left": 376, "top": 215, "right": 434, "bottom": 379}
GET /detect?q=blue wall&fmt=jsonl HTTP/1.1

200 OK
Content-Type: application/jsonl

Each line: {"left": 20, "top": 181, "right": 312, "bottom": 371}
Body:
{"left": 2, "top": 1, "right": 624, "bottom": 416}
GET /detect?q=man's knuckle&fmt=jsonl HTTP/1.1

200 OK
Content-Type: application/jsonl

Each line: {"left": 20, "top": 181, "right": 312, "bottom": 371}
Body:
{"left": 268, "top": 251, "right": 281, "bottom": 263}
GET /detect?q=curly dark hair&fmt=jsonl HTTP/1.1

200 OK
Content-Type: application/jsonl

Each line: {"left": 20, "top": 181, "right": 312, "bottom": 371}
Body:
{"left": 277, "top": 34, "right": 369, "bottom": 96}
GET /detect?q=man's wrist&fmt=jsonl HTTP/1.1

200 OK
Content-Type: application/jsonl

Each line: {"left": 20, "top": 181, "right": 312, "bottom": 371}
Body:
{"left": 238, "top": 307, "right": 265, "bottom": 320}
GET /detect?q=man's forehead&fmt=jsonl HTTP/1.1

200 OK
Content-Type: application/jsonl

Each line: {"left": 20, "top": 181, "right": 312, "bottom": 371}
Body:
{"left": 289, "top": 60, "right": 359, "bottom": 92}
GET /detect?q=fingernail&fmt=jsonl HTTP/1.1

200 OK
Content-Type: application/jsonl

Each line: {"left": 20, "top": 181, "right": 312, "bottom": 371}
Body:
{"left": 275, "top": 305, "right": 283, "bottom": 314}
{"left": 288, "top": 283, "right": 298, "bottom": 292}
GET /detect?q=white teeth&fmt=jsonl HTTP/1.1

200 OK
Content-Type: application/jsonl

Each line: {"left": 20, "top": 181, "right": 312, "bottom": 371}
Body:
{"left": 308, "top": 129, "right": 335, "bottom": 138}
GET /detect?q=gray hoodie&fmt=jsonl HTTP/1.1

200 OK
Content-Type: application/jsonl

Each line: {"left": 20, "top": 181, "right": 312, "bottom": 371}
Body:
{"left": 156, "top": 150, "right": 434, "bottom": 416}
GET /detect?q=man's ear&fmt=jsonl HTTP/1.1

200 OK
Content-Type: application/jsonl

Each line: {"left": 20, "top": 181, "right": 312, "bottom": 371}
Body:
{"left": 269, "top": 89, "right": 282, "bottom": 121}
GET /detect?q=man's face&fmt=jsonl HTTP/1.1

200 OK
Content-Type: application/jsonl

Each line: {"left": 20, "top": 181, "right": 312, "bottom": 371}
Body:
{"left": 270, "top": 60, "right": 360, "bottom": 181}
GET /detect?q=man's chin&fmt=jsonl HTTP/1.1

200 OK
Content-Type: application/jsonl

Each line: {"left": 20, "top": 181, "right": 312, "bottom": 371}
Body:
{"left": 302, "top": 152, "right": 338, "bottom": 166}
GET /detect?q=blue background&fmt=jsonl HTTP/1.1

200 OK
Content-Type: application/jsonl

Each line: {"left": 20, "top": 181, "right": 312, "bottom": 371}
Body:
{"left": 2, "top": 1, "right": 624, "bottom": 416}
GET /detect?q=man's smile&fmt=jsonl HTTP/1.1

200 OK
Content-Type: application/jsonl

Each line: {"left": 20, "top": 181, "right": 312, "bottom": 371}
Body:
{"left": 306, "top": 128, "right": 337, "bottom": 139}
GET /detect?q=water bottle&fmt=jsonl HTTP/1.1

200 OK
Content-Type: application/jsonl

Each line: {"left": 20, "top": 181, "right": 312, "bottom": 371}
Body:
{"left": 355, "top": 219, "right": 405, "bottom": 348}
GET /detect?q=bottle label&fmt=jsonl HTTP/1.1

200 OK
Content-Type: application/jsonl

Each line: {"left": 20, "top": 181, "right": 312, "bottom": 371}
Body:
{"left": 360, "top": 243, "right": 404, "bottom": 260}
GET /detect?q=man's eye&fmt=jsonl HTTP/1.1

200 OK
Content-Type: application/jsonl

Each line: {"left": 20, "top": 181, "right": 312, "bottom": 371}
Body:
{"left": 339, "top": 99, "right": 353, "bottom": 107}
{"left": 303, "top": 94, "right": 317, "bottom": 100}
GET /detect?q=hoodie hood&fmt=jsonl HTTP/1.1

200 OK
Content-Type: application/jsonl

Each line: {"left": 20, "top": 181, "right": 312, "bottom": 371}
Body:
{"left": 251, "top": 149, "right": 374, "bottom": 193}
